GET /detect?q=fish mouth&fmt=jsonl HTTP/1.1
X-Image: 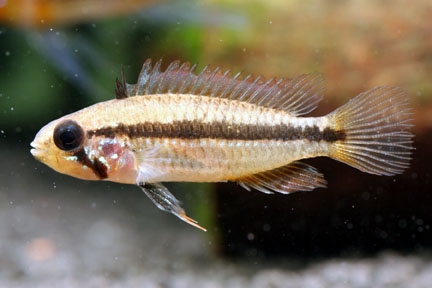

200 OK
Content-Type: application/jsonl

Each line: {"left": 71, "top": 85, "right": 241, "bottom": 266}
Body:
{"left": 30, "top": 141, "right": 46, "bottom": 160}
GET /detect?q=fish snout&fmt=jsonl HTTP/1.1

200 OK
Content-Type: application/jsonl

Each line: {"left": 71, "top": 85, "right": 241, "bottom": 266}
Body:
{"left": 30, "top": 141, "right": 47, "bottom": 160}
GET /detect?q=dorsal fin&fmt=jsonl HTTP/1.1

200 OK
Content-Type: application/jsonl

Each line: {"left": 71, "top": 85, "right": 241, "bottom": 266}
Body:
{"left": 237, "top": 161, "right": 327, "bottom": 194}
{"left": 114, "top": 65, "right": 128, "bottom": 99}
{"left": 123, "top": 59, "right": 324, "bottom": 116}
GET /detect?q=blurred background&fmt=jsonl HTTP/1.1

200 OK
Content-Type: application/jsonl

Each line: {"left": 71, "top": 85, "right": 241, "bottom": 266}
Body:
{"left": 1, "top": 0, "right": 432, "bottom": 287}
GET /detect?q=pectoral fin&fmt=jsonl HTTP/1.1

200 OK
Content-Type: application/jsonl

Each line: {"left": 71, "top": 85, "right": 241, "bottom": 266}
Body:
{"left": 139, "top": 183, "right": 206, "bottom": 231}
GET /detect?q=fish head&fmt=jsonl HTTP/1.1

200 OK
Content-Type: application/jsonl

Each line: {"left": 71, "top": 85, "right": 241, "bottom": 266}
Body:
{"left": 30, "top": 116, "right": 100, "bottom": 181}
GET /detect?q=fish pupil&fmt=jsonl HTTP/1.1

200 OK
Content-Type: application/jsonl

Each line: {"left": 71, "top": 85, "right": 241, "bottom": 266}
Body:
{"left": 61, "top": 130, "right": 76, "bottom": 145}
{"left": 53, "top": 120, "right": 84, "bottom": 151}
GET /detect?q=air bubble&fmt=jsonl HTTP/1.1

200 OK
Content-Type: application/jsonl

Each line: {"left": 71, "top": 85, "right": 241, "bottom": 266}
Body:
{"left": 247, "top": 233, "right": 255, "bottom": 241}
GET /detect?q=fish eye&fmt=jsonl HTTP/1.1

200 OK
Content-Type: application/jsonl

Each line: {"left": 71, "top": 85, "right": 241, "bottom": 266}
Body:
{"left": 53, "top": 120, "right": 85, "bottom": 151}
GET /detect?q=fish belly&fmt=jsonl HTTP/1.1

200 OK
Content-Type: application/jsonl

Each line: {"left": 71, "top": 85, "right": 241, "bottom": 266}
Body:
{"left": 130, "top": 138, "right": 331, "bottom": 183}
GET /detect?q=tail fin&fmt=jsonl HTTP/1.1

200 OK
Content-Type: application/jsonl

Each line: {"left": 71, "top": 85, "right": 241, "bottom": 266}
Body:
{"left": 328, "top": 87, "right": 414, "bottom": 176}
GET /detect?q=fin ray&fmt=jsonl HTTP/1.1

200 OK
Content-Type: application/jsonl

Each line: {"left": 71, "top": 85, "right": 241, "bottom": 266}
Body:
{"left": 328, "top": 86, "right": 414, "bottom": 176}
{"left": 114, "top": 66, "right": 128, "bottom": 99}
{"left": 124, "top": 59, "right": 324, "bottom": 115}
{"left": 139, "top": 183, "right": 206, "bottom": 231}
{"left": 237, "top": 161, "right": 327, "bottom": 194}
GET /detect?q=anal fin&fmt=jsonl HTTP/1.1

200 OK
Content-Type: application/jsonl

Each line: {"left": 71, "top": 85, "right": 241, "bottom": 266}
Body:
{"left": 237, "top": 161, "right": 327, "bottom": 194}
{"left": 139, "top": 183, "right": 206, "bottom": 231}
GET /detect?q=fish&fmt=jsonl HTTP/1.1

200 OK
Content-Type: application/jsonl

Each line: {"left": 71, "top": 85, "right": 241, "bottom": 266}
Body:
{"left": 30, "top": 59, "right": 414, "bottom": 231}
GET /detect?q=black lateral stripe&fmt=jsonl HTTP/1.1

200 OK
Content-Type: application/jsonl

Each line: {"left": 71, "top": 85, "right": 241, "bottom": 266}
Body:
{"left": 74, "top": 149, "right": 108, "bottom": 179}
{"left": 87, "top": 120, "right": 346, "bottom": 142}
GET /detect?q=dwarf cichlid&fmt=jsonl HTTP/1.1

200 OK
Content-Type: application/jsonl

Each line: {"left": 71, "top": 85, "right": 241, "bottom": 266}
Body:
{"left": 31, "top": 59, "right": 413, "bottom": 230}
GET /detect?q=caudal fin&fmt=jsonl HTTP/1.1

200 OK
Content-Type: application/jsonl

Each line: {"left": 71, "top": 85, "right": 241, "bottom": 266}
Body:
{"left": 328, "top": 87, "right": 414, "bottom": 176}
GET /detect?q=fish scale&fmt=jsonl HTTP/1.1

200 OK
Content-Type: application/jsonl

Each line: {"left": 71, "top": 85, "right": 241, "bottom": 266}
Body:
{"left": 79, "top": 93, "right": 330, "bottom": 182}
{"left": 30, "top": 59, "right": 413, "bottom": 230}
